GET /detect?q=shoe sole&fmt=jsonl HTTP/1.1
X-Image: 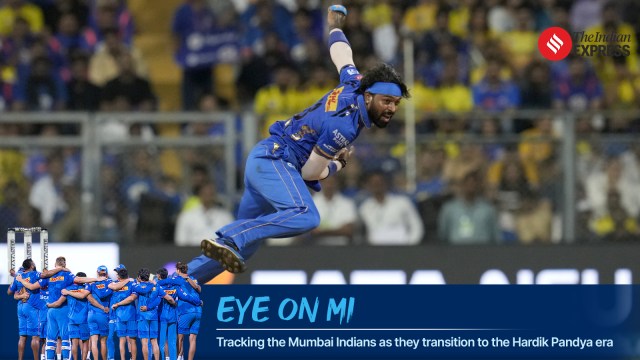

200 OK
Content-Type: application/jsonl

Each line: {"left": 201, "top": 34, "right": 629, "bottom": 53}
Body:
{"left": 201, "top": 239, "right": 247, "bottom": 273}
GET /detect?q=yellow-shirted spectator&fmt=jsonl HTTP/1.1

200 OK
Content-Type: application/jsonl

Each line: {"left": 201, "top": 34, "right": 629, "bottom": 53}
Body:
{"left": 580, "top": 3, "right": 638, "bottom": 83}
{"left": 603, "top": 58, "right": 640, "bottom": 110}
{"left": 403, "top": 0, "right": 438, "bottom": 34}
{"left": 518, "top": 115, "right": 556, "bottom": 166}
{"left": 0, "top": 124, "right": 26, "bottom": 203}
{"left": 486, "top": 157, "right": 539, "bottom": 190}
{"left": 254, "top": 65, "right": 302, "bottom": 137}
{"left": 469, "top": 43, "right": 513, "bottom": 85}
{"left": 436, "top": 62, "right": 472, "bottom": 112}
{"left": 500, "top": 7, "right": 538, "bottom": 71}
{"left": 408, "top": 81, "right": 439, "bottom": 114}
{"left": 362, "top": 1, "right": 393, "bottom": 28}
{"left": 299, "top": 67, "right": 336, "bottom": 111}
{"left": 0, "top": 0, "right": 43, "bottom": 36}
{"left": 448, "top": 2, "right": 471, "bottom": 38}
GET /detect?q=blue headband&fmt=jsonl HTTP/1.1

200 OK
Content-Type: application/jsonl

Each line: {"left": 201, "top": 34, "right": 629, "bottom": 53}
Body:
{"left": 366, "top": 82, "right": 402, "bottom": 97}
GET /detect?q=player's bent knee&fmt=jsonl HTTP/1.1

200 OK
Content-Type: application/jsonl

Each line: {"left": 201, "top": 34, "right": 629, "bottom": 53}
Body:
{"left": 299, "top": 207, "right": 321, "bottom": 232}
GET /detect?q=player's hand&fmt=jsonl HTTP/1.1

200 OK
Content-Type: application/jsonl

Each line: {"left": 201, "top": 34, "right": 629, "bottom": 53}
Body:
{"left": 140, "top": 306, "right": 148, "bottom": 312}
{"left": 102, "top": 306, "right": 109, "bottom": 313}
{"left": 9, "top": 268, "right": 15, "bottom": 277}
{"left": 335, "top": 145, "right": 354, "bottom": 167}
{"left": 61, "top": 289, "right": 69, "bottom": 295}
{"left": 112, "top": 304, "right": 119, "bottom": 310}
{"left": 327, "top": 5, "right": 347, "bottom": 30}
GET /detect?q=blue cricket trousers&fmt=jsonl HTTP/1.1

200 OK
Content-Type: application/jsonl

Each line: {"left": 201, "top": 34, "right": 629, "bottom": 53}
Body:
{"left": 189, "top": 141, "right": 320, "bottom": 282}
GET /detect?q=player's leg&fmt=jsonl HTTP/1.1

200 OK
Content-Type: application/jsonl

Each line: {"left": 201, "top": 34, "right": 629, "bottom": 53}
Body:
{"left": 99, "top": 336, "right": 107, "bottom": 360}
{"left": 140, "top": 338, "right": 149, "bottom": 360}
{"left": 58, "top": 311, "right": 71, "bottom": 360}
{"left": 25, "top": 304, "right": 40, "bottom": 360}
{"left": 69, "top": 338, "right": 78, "bottom": 360}
{"left": 128, "top": 336, "right": 137, "bottom": 360}
{"left": 187, "top": 313, "right": 199, "bottom": 360}
{"left": 89, "top": 335, "right": 99, "bottom": 360}
{"left": 187, "top": 334, "right": 197, "bottom": 360}
{"left": 127, "top": 321, "right": 138, "bottom": 360}
{"left": 189, "top": 172, "right": 271, "bottom": 282}
{"left": 177, "top": 333, "right": 183, "bottom": 360}
{"left": 168, "top": 321, "right": 177, "bottom": 360}
{"left": 158, "top": 321, "right": 166, "bottom": 360}
{"left": 18, "top": 303, "right": 28, "bottom": 360}
{"left": 151, "top": 338, "right": 160, "bottom": 360}
{"left": 38, "top": 309, "right": 47, "bottom": 360}
{"left": 203, "top": 154, "right": 319, "bottom": 272}
{"left": 107, "top": 319, "right": 117, "bottom": 360}
{"left": 116, "top": 321, "right": 127, "bottom": 360}
{"left": 18, "top": 335, "right": 26, "bottom": 360}
{"left": 80, "top": 324, "right": 90, "bottom": 360}
{"left": 149, "top": 320, "right": 159, "bottom": 360}
{"left": 45, "top": 310, "right": 57, "bottom": 360}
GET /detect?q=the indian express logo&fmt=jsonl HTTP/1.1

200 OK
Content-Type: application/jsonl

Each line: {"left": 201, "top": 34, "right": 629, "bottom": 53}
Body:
{"left": 538, "top": 26, "right": 632, "bottom": 61}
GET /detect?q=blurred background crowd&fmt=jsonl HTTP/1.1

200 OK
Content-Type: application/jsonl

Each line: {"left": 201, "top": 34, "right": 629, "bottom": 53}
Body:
{"left": 1, "top": 0, "right": 640, "bottom": 247}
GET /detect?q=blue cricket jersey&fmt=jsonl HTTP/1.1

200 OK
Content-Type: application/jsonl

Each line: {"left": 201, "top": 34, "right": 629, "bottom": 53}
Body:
{"left": 66, "top": 283, "right": 89, "bottom": 324}
{"left": 156, "top": 278, "right": 177, "bottom": 322}
{"left": 132, "top": 281, "right": 161, "bottom": 320}
{"left": 171, "top": 274, "right": 201, "bottom": 315}
{"left": 88, "top": 279, "right": 113, "bottom": 313}
{"left": 47, "top": 271, "right": 75, "bottom": 307}
{"left": 111, "top": 279, "right": 136, "bottom": 321}
{"left": 266, "top": 65, "right": 371, "bottom": 169}
{"left": 22, "top": 270, "right": 45, "bottom": 309}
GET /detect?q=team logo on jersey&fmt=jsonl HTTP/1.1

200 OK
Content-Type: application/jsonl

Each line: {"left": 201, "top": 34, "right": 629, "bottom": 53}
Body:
{"left": 51, "top": 276, "right": 64, "bottom": 282}
{"left": 325, "top": 87, "right": 344, "bottom": 112}
{"left": 165, "top": 289, "right": 176, "bottom": 295}
{"left": 291, "top": 125, "right": 317, "bottom": 141}
{"left": 96, "top": 284, "right": 105, "bottom": 289}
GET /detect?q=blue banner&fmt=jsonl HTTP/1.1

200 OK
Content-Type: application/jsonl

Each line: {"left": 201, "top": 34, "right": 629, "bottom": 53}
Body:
{"left": 207, "top": 285, "right": 636, "bottom": 359}
{"left": 2, "top": 285, "right": 638, "bottom": 359}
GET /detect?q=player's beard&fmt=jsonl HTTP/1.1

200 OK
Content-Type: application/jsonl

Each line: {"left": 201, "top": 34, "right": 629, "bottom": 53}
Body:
{"left": 370, "top": 107, "right": 392, "bottom": 128}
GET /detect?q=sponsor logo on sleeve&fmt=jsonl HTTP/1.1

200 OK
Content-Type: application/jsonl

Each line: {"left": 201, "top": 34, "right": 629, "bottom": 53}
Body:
{"left": 325, "top": 87, "right": 344, "bottom": 112}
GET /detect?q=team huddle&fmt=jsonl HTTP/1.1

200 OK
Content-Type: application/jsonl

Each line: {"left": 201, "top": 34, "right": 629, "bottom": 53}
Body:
{"left": 8, "top": 257, "right": 203, "bottom": 360}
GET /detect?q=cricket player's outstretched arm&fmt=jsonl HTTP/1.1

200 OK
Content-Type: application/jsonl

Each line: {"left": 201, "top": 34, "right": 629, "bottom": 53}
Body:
{"left": 302, "top": 146, "right": 353, "bottom": 181}
{"left": 327, "top": 5, "right": 353, "bottom": 73}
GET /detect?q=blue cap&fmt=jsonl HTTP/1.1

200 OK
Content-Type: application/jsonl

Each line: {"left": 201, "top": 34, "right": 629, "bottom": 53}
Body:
{"left": 114, "top": 264, "right": 126, "bottom": 271}
{"left": 329, "top": 5, "right": 348, "bottom": 15}
{"left": 97, "top": 265, "right": 108, "bottom": 272}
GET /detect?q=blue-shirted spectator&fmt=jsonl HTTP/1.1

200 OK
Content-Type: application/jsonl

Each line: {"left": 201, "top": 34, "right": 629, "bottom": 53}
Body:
{"left": 13, "top": 56, "right": 67, "bottom": 111}
{"left": 552, "top": 56, "right": 603, "bottom": 111}
{"left": 472, "top": 59, "right": 520, "bottom": 113}
{"left": 172, "top": 0, "right": 234, "bottom": 110}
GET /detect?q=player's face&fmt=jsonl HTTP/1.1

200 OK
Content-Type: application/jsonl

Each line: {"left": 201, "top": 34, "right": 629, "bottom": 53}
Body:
{"left": 366, "top": 94, "right": 402, "bottom": 128}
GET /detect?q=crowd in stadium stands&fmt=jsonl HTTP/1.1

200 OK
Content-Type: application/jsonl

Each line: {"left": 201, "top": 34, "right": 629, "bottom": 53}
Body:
{"left": 1, "top": 0, "right": 640, "bottom": 245}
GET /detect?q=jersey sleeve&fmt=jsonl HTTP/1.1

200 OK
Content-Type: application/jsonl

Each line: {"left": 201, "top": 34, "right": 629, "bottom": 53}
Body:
{"left": 66, "top": 272, "right": 76, "bottom": 287}
{"left": 176, "top": 287, "right": 201, "bottom": 306}
{"left": 339, "top": 65, "right": 362, "bottom": 84}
